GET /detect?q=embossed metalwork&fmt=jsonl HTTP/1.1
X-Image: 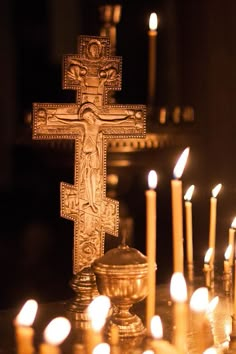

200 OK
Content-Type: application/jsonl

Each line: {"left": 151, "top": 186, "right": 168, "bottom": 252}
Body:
{"left": 32, "top": 35, "right": 146, "bottom": 274}
{"left": 92, "top": 244, "right": 148, "bottom": 337}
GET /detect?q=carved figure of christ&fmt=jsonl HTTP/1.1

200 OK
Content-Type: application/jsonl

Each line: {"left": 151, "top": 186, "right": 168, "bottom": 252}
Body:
{"left": 32, "top": 36, "right": 146, "bottom": 274}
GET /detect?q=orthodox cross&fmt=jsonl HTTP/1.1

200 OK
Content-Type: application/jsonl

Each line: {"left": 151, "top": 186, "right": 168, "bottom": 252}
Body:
{"left": 32, "top": 35, "right": 146, "bottom": 274}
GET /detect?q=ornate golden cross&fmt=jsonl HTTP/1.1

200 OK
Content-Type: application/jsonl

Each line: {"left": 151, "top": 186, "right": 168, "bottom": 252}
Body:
{"left": 32, "top": 35, "right": 146, "bottom": 274}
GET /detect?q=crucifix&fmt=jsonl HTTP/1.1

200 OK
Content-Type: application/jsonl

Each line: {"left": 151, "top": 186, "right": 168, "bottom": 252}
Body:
{"left": 32, "top": 35, "right": 146, "bottom": 314}
{"left": 33, "top": 36, "right": 146, "bottom": 318}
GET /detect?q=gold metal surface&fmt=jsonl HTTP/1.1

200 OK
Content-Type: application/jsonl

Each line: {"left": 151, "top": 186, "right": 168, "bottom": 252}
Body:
{"left": 32, "top": 35, "right": 146, "bottom": 275}
{"left": 93, "top": 244, "right": 148, "bottom": 338}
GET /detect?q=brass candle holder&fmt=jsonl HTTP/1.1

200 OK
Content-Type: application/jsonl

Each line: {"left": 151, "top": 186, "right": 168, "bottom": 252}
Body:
{"left": 92, "top": 244, "right": 148, "bottom": 338}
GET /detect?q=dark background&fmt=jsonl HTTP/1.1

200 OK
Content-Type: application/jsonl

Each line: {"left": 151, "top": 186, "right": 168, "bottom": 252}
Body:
{"left": 0, "top": 0, "right": 236, "bottom": 309}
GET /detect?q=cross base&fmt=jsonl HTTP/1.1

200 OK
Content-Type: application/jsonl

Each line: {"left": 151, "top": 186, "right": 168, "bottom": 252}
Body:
{"left": 66, "top": 267, "right": 99, "bottom": 329}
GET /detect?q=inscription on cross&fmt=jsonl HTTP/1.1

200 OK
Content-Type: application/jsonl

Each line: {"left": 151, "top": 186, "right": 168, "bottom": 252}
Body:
{"left": 32, "top": 35, "right": 146, "bottom": 274}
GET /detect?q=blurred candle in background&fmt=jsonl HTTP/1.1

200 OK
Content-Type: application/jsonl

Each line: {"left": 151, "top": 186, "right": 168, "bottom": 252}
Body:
{"left": 184, "top": 184, "right": 195, "bottom": 280}
{"left": 228, "top": 217, "right": 236, "bottom": 267}
{"left": 208, "top": 183, "right": 222, "bottom": 270}
{"left": 148, "top": 12, "right": 158, "bottom": 108}
{"left": 146, "top": 170, "right": 158, "bottom": 335}
{"left": 203, "top": 248, "right": 213, "bottom": 288}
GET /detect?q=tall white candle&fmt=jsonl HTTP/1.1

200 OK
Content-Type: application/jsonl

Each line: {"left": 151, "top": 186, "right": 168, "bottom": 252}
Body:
{"left": 208, "top": 183, "right": 222, "bottom": 268}
{"left": 14, "top": 299, "right": 38, "bottom": 354}
{"left": 171, "top": 147, "right": 190, "bottom": 274}
{"left": 146, "top": 170, "right": 158, "bottom": 335}
{"left": 148, "top": 13, "right": 158, "bottom": 107}
{"left": 228, "top": 217, "right": 236, "bottom": 267}
{"left": 184, "top": 185, "right": 195, "bottom": 278}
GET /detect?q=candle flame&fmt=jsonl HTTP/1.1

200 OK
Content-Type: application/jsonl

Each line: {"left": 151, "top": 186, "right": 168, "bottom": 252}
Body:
{"left": 149, "top": 13, "right": 158, "bottom": 31}
{"left": 15, "top": 299, "right": 38, "bottom": 326}
{"left": 224, "top": 245, "right": 232, "bottom": 260}
{"left": 207, "top": 296, "right": 219, "bottom": 313}
{"left": 143, "top": 351, "right": 155, "bottom": 354}
{"left": 203, "top": 349, "right": 218, "bottom": 354}
{"left": 170, "top": 272, "right": 188, "bottom": 302}
{"left": 231, "top": 217, "right": 236, "bottom": 229}
{"left": 224, "top": 318, "right": 232, "bottom": 337}
{"left": 87, "top": 295, "right": 111, "bottom": 331}
{"left": 204, "top": 248, "right": 213, "bottom": 263}
{"left": 148, "top": 170, "right": 158, "bottom": 189}
{"left": 190, "top": 287, "right": 209, "bottom": 312}
{"left": 44, "top": 317, "right": 71, "bottom": 346}
{"left": 212, "top": 183, "right": 222, "bottom": 198}
{"left": 173, "top": 147, "right": 190, "bottom": 179}
{"left": 184, "top": 184, "right": 195, "bottom": 201}
{"left": 150, "top": 315, "right": 163, "bottom": 339}
{"left": 92, "top": 343, "right": 110, "bottom": 354}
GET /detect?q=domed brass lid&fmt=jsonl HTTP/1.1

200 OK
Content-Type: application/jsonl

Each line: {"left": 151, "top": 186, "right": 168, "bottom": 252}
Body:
{"left": 92, "top": 244, "right": 148, "bottom": 275}
{"left": 96, "top": 244, "right": 147, "bottom": 266}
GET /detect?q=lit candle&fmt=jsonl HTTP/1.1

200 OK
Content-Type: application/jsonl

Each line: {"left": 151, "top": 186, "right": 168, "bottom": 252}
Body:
{"left": 203, "top": 349, "right": 218, "bottom": 354}
{"left": 170, "top": 272, "right": 188, "bottom": 354}
{"left": 184, "top": 184, "right": 195, "bottom": 280}
{"left": 86, "top": 295, "right": 111, "bottom": 354}
{"left": 148, "top": 12, "right": 158, "bottom": 107}
{"left": 149, "top": 315, "right": 178, "bottom": 354}
{"left": 189, "top": 287, "right": 213, "bottom": 352}
{"left": 39, "top": 317, "right": 71, "bottom": 354}
{"left": 234, "top": 259, "right": 236, "bottom": 316}
{"left": 171, "top": 147, "right": 190, "bottom": 274}
{"left": 92, "top": 343, "right": 110, "bottom": 354}
{"left": 208, "top": 183, "right": 222, "bottom": 269}
{"left": 14, "top": 299, "right": 38, "bottom": 354}
{"left": 146, "top": 170, "right": 158, "bottom": 335}
{"left": 224, "top": 245, "right": 232, "bottom": 273}
{"left": 203, "top": 248, "right": 213, "bottom": 288}
{"left": 228, "top": 217, "right": 236, "bottom": 267}
{"left": 206, "top": 296, "right": 219, "bottom": 323}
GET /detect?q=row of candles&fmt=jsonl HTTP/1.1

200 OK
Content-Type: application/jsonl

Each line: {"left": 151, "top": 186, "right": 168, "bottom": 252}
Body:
{"left": 13, "top": 146, "right": 236, "bottom": 354}
{"left": 14, "top": 273, "right": 230, "bottom": 354}
{"left": 145, "top": 147, "right": 236, "bottom": 335}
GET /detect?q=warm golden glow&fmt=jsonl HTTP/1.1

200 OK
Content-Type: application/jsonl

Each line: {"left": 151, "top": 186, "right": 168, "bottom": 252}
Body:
{"left": 204, "top": 248, "right": 213, "bottom": 263}
{"left": 212, "top": 183, "right": 222, "bottom": 198}
{"left": 231, "top": 217, "right": 236, "bottom": 229}
{"left": 173, "top": 147, "right": 190, "bottom": 179}
{"left": 190, "top": 287, "right": 209, "bottom": 312}
{"left": 224, "top": 245, "right": 232, "bottom": 261}
{"left": 149, "top": 13, "right": 158, "bottom": 31}
{"left": 143, "top": 351, "right": 155, "bottom": 354}
{"left": 207, "top": 296, "right": 219, "bottom": 313}
{"left": 150, "top": 315, "right": 163, "bottom": 339}
{"left": 203, "top": 349, "right": 217, "bottom": 354}
{"left": 44, "top": 317, "right": 71, "bottom": 345}
{"left": 148, "top": 170, "right": 158, "bottom": 189}
{"left": 224, "top": 318, "right": 232, "bottom": 338}
{"left": 184, "top": 185, "right": 195, "bottom": 201}
{"left": 92, "top": 343, "right": 110, "bottom": 354}
{"left": 170, "top": 272, "right": 188, "bottom": 302}
{"left": 87, "top": 295, "right": 111, "bottom": 331}
{"left": 15, "top": 299, "right": 38, "bottom": 326}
